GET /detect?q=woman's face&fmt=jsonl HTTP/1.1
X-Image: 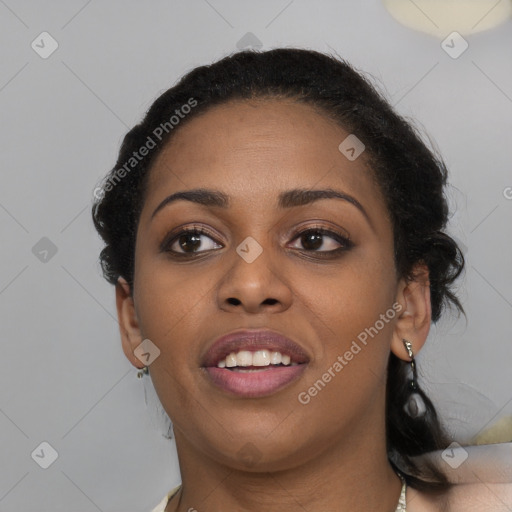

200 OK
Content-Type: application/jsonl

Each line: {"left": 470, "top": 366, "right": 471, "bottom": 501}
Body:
{"left": 126, "top": 98, "right": 408, "bottom": 470}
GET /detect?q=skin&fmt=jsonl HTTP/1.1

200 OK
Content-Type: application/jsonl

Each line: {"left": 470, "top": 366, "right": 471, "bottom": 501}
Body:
{"left": 116, "top": 98, "right": 437, "bottom": 511}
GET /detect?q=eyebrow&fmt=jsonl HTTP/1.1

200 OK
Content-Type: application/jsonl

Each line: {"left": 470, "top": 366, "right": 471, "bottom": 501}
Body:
{"left": 151, "top": 187, "right": 371, "bottom": 224}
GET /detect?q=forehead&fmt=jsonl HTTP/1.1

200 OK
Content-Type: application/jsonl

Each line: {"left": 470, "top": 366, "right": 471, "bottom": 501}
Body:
{"left": 143, "top": 98, "right": 385, "bottom": 216}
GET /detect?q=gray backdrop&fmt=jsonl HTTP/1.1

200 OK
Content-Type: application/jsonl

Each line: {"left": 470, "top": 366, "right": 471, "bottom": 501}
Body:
{"left": 1, "top": 1, "right": 511, "bottom": 511}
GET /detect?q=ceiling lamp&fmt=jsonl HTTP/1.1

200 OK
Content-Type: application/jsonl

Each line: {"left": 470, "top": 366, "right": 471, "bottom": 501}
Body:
{"left": 383, "top": 0, "right": 512, "bottom": 36}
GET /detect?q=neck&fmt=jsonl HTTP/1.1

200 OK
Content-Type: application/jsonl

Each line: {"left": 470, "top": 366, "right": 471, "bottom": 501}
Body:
{"left": 168, "top": 420, "right": 403, "bottom": 512}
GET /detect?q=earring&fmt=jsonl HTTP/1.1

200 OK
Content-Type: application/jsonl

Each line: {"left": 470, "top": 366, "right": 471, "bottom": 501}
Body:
{"left": 402, "top": 339, "right": 426, "bottom": 418}
{"left": 136, "top": 366, "right": 149, "bottom": 379}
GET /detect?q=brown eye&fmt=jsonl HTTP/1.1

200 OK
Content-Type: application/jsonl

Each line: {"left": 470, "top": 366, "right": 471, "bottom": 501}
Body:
{"left": 289, "top": 228, "right": 352, "bottom": 253}
{"left": 300, "top": 231, "right": 324, "bottom": 251}
{"left": 163, "top": 228, "right": 222, "bottom": 255}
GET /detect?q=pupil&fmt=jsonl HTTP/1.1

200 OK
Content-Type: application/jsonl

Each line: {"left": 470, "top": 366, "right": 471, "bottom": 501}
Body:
{"left": 302, "top": 232, "right": 322, "bottom": 250}
{"left": 180, "top": 233, "right": 202, "bottom": 252}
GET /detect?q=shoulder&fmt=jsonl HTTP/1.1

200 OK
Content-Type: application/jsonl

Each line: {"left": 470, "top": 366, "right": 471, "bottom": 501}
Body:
{"left": 150, "top": 485, "right": 181, "bottom": 512}
{"left": 150, "top": 492, "right": 171, "bottom": 512}
{"left": 443, "top": 481, "right": 512, "bottom": 511}
{"left": 410, "top": 442, "right": 512, "bottom": 512}
{"left": 409, "top": 482, "right": 512, "bottom": 512}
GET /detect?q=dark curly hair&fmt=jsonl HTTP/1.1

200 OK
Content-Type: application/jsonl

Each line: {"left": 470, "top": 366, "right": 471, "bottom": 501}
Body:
{"left": 92, "top": 48, "right": 464, "bottom": 493}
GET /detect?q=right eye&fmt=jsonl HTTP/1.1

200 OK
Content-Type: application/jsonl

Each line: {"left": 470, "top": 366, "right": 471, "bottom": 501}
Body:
{"left": 162, "top": 227, "right": 223, "bottom": 256}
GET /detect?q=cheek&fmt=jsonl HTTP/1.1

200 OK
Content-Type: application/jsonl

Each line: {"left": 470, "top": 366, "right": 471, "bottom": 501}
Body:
{"left": 293, "top": 251, "right": 397, "bottom": 394}
{"left": 298, "top": 249, "right": 396, "bottom": 332}
{"left": 133, "top": 257, "right": 210, "bottom": 416}
{"left": 132, "top": 251, "right": 214, "bottom": 376}
{"left": 294, "top": 279, "right": 396, "bottom": 432}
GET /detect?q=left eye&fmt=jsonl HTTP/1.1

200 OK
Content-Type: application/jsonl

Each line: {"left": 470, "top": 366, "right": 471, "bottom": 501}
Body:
{"left": 288, "top": 229, "right": 350, "bottom": 252}
{"left": 167, "top": 229, "right": 222, "bottom": 254}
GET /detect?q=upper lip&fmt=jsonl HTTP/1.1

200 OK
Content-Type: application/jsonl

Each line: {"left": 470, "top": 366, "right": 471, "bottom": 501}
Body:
{"left": 201, "top": 328, "right": 310, "bottom": 367}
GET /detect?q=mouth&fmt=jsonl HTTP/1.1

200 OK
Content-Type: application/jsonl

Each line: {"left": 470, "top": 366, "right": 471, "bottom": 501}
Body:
{"left": 201, "top": 329, "right": 310, "bottom": 398}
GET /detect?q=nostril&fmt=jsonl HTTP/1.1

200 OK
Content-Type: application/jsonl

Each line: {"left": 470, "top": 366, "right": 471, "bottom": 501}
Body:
{"left": 225, "top": 297, "right": 278, "bottom": 306}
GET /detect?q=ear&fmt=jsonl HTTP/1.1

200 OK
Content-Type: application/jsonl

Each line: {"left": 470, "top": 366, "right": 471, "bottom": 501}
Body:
{"left": 116, "top": 277, "right": 145, "bottom": 369}
{"left": 390, "top": 263, "right": 432, "bottom": 362}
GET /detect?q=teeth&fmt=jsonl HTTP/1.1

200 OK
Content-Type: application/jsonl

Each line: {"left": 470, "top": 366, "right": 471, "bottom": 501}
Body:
{"left": 237, "top": 350, "right": 253, "bottom": 367}
{"left": 270, "top": 351, "right": 282, "bottom": 365}
{"left": 226, "top": 353, "right": 237, "bottom": 368}
{"left": 216, "top": 350, "right": 295, "bottom": 368}
{"left": 252, "top": 350, "right": 270, "bottom": 366}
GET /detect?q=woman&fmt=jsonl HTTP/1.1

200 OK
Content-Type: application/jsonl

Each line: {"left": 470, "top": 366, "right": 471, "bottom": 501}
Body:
{"left": 92, "top": 48, "right": 511, "bottom": 511}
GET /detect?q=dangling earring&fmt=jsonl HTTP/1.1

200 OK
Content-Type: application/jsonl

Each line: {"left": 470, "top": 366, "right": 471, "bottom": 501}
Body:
{"left": 402, "top": 339, "right": 426, "bottom": 418}
{"left": 136, "top": 366, "right": 149, "bottom": 379}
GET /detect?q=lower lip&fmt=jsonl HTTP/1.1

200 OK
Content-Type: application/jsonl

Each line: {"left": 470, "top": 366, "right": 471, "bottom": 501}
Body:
{"left": 204, "top": 365, "right": 307, "bottom": 398}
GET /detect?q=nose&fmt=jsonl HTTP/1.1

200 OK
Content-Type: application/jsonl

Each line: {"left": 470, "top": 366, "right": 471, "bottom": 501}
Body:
{"left": 216, "top": 240, "right": 293, "bottom": 314}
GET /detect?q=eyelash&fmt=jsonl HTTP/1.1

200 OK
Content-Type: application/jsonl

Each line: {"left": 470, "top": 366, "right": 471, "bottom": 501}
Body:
{"left": 288, "top": 225, "right": 353, "bottom": 259}
{"left": 160, "top": 224, "right": 353, "bottom": 259}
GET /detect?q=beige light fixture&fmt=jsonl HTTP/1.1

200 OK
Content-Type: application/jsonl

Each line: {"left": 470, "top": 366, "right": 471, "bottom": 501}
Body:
{"left": 383, "top": 0, "right": 512, "bottom": 37}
